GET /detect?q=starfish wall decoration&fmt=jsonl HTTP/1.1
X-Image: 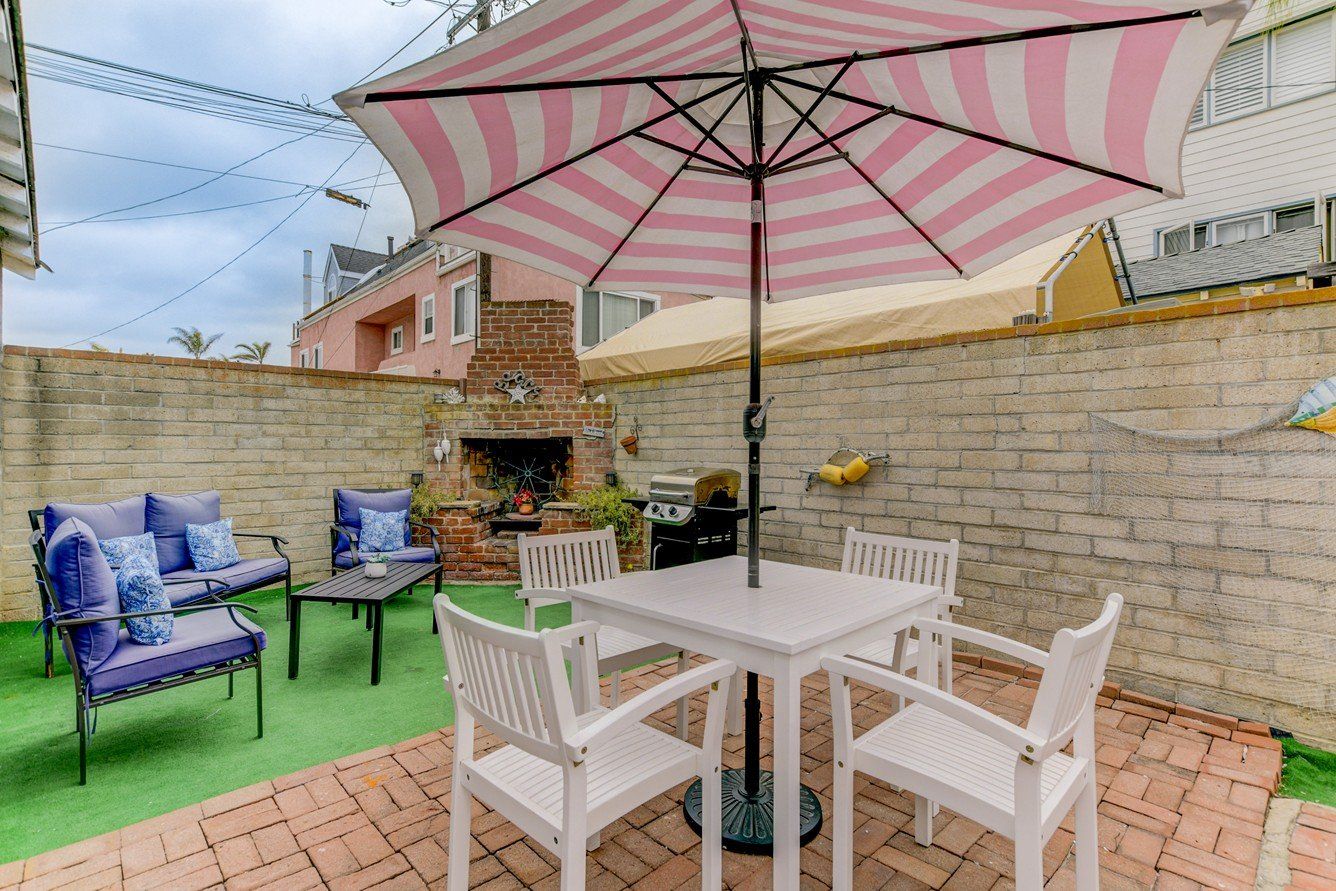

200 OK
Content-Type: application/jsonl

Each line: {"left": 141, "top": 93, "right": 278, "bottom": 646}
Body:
{"left": 494, "top": 369, "right": 542, "bottom": 404}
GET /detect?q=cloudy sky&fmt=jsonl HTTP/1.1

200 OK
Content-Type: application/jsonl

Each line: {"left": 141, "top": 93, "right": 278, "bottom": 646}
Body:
{"left": 6, "top": 0, "right": 469, "bottom": 362}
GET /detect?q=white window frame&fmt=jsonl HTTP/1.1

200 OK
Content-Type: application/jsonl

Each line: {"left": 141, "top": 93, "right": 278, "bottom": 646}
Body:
{"left": 1190, "top": 11, "right": 1336, "bottom": 130}
{"left": 312, "top": 342, "right": 323, "bottom": 370}
{"left": 298, "top": 349, "right": 309, "bottom": 369}
{"left": 1210, "top": 212, "right": 1268, "bottom": 246}
{"left": 451, "top": 275, "right": 479, "bottom": 345}
{"left": 390, "top": 325, "right": 405, "bottom": 355}
{"left": 421, "top": 293, "right": 436, "bottom": 342}
{"left": 575, "top": 287, "right": 660, "bottom": 352}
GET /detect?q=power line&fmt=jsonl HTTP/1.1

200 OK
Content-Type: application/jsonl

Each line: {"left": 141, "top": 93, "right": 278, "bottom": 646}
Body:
{"left": 28, "top": 43, "right": 366, "bottom": 143}
{"left": 42, "top": 119, "right": 352, "bottom": 234}
{"left": 62, "top": 140, "right": 367, "bottom": 348}
{"left": 45, "top": 190, "right": 315, "bottom": 225}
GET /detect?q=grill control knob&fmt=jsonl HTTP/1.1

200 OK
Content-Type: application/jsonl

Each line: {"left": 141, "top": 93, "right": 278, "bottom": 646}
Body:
{"left": 667, "top": 505, "right": 679, "bottom": 517}
{"left": 650, "top": 504, "right": 661, "bottom": 515}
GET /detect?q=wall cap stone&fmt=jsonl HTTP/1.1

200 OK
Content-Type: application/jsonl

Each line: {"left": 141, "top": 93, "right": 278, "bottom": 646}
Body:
{"left": 3, "top": 345, "right": 462, "bottom": 388}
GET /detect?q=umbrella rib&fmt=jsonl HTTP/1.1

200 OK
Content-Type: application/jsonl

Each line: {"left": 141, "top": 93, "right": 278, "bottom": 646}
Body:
{"left": 767, "top": 9, "right": 1204, "bottom": 75}
{"left": 363, "top": 71, "right": 738, "bottom": 103}
{"left": 770, "top": 74, "right": 1169, "bottom": 195}
{"left": 589, "top": 84, "right": 748, "bottom": 289}
{"left": 765, "top": 57, "right": 855, "bottom": 169}
{"left": 765, "top": 80, "right": 962, "bottom": 276}
{"left": 728, "top": 0, "right": 760, "bottom": 72}
{"left": 634, "top": 132, "right": 744, "bottom": 175}
{"left": 647, "top": 82, "right": 747, "bottom": 171}
{"left": 426, "top": 77, "right": 743, "bottom": 233}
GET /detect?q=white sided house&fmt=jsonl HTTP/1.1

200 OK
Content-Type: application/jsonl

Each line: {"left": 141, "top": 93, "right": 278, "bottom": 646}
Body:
{"left": 1112, "top": 0, "right": 1336, "bottom": 299}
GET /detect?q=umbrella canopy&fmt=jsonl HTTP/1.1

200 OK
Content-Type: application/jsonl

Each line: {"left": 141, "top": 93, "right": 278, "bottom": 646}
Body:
{"left": 337, "top": 0, "right": 1247, "bottom": 301}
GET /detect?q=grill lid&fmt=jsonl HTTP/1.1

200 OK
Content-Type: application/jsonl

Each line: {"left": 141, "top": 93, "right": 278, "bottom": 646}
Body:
{"left": 644, "top": 467, "right": 741, "bottom": 525}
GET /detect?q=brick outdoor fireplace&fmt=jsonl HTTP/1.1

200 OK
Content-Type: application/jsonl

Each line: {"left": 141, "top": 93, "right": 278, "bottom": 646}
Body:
{"left": 416, "top": 299, "right": 617, "bottom": 580}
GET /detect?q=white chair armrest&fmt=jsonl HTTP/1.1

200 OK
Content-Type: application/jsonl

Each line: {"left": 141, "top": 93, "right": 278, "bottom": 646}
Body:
{"left": 567, "top": 660, "right": 736, "bottom": 759}
{"left": 822, "top": 655, "right": 1043, "bottom": 756}
{"left": 541, "top": 620, "right": 601, "bottom": 647}
{"left": 517, "top": 587, "right": 571, "bottom": 603}
{"left": 915, "top": 618, "right": 1047, "bottom": 668}
{"left": 939, "top": 595, "right": 964, "bottom": 609}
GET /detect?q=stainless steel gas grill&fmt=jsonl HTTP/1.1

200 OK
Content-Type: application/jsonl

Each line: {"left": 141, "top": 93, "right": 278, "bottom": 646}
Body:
{"left": 629, "top": 467, "right": 771, "bottom": 569}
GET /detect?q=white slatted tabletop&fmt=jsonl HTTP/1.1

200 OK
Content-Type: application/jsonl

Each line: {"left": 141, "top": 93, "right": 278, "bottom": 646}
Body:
{"left": 566, "top": 555, "right": 942, "bottom": 891}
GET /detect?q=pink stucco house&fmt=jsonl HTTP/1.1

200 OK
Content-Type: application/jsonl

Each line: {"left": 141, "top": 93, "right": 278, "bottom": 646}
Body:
{"left": 290, "top": 240, "right": 703, "bottom": 377}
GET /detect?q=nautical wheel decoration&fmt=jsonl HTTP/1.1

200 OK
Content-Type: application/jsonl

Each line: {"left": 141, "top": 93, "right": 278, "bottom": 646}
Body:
{"left": 484, "top": 443, "right": 567, "bottom": 506}
{"left": 494, "top": 369, "right": 542, "bottom": 404}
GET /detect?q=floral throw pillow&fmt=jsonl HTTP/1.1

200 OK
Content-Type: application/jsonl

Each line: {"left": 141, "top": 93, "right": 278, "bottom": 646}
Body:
{"left": 115, "top": 553, "right": 173, "bottom": 646}
{"left": 359, "top": 508, "right": 407, "bottom": 553}
{"left": 185, "top": 518, "right": 241, "bottom": 571}
{"left": 98, "top": 532, "right": 159, "bottom": 574}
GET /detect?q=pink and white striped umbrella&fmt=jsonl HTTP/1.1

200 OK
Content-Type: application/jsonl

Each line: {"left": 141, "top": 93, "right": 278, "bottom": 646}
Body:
{"left": 337, "top": 0, "right": 1248, "bottom": 302}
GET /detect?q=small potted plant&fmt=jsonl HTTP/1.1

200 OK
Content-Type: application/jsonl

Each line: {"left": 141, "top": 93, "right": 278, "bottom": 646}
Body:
{"left": 513, "top": 488, "right": 537, "bottom": 516}
{"left": 364, "top": 553, "right": 390, "bottom": 578}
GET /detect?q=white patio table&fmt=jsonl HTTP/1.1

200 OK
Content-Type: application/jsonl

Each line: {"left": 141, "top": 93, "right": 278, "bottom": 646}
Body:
{"left": 566, "top": 554, "right": 942, "bottom": 890}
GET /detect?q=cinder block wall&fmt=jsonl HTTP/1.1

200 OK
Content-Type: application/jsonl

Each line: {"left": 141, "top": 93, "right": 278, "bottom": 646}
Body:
{"left": 0, "top": 348, "right": 456, "bottom": 620}
{"left": 594, "top": 292, "right": 1336, "bottom": 742}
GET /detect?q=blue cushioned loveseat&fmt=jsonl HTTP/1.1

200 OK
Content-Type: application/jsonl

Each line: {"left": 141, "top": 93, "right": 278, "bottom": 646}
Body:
{"left": 29, "top": 491, "right": 288, "bottom": 678}
{"left": 36, "top": 517, "right": 266, "bottom": 784}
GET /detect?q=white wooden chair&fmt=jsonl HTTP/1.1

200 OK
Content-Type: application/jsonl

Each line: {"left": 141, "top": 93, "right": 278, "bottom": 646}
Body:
{"left": 517, "top": 527, "right": 691, "bottom": 736}
{"left": 436, "top": 595, "right": 734, "bottom": 890}
{"left": 841, "top": 529, "right": 960, "bottom": 702}
{"left": 823, "top": 593, "right": 1124, "bottom": 891}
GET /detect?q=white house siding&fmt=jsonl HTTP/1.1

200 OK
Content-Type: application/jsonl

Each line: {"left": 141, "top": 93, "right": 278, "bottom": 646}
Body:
{"left": 1113, "top": 2, "right": 1336, "bottom": 260}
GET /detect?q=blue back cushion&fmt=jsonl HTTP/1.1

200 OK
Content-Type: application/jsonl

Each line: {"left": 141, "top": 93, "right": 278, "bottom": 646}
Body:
{"left": 46, "top": 518, "right": 121, "bottom": 672}
{"left": 146, "top": 491, "right": 222, "bottom": 573}
{"left": 334, "top": 489, "right": 410, "bottom": 553}
{"left": 44, "top": 496, "right": 146, "bottom": 543}
{"left": 114, "top": 554, "right": 173, "bottom": 646}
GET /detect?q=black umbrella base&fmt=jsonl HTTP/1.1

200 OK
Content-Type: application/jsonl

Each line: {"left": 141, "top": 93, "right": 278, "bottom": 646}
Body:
{"left": 682, "top": 769, "right": 823, "bottom": 855}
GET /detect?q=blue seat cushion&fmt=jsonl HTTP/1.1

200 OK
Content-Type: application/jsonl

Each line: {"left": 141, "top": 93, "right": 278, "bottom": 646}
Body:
{"left": 161, "top": 580, "right": 216, "bottom": 607}
{"left": 147, "top": 491, "right": 222, "bottom": 573}
{"left": 45, "top": 496, "right": 146, "bottom": 543}
{"left": 333, "top": 489, "right": 410, "bottom": 554}
{"left": 162, "top": 558, "right": 287, "bottom": 595}
{"left": 86, "top": 610, "right": 266, "bottom": 697}
{"left": 45, "top": 518, "right": 121, "bottom": 673}
{"left": 334, "top": 546, "right": 435, "bottom": 569}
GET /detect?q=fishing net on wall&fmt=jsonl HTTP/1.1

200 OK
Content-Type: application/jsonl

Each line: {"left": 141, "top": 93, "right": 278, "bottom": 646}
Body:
{"left": 1090, "top": 404, "right": 1335, "bottom": 741}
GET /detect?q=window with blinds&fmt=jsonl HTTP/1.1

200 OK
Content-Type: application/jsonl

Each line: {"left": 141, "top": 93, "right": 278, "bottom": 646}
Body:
{"left": 1210, "top": 38, "right": 1267, "bottom": 121}
{"left": 1192, "top": 12, "right": 1335, "bottom": 129}
{"left": 1272, "top": 15, "right": 1334, "bottom": 105}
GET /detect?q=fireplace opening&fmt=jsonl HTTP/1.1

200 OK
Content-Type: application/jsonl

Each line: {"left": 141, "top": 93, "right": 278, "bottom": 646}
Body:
{"left": 461, "top": 437, "right": 572, "bottom": 506}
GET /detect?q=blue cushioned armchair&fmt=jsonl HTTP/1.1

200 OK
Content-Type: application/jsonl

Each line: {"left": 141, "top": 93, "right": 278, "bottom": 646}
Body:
{"left": 330, "top": 487, "right": 443, "bottom": 577}
{"left": 29, "top": 491, "right": 289, "bottom": 678}
{"left": 37, "top": 518, "right": 266, "bottom": 785}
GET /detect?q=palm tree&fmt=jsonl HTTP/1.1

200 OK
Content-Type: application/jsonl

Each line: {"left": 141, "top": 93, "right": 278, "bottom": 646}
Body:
{"left": 231, "top": 341, "right": 271, "bottom": 364}
{"left": 168, "top": 326, "right": 224, "bottom": 359}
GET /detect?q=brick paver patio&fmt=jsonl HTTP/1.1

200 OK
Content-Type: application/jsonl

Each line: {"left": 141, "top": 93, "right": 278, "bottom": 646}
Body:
{"left": 1, "top": 657, "right": 1290, "bottom": 890}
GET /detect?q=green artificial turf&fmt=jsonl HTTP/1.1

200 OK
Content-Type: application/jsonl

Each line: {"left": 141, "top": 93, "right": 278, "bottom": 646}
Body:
{"left": 1280, "top": 736, "right": 1336, "bottom": 808}
{"left": 0, "top": 582, "right": 568, "bottom": 864}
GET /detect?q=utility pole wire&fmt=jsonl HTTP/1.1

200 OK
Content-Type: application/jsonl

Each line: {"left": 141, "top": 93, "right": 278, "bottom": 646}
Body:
{"left": 61, "top": 140, "right": 367, "bottom": 348}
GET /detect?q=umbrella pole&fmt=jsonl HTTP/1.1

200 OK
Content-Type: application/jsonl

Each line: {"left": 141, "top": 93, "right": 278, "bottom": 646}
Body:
{"left": 684, "top": 72, "right": 821, "bottom": 855}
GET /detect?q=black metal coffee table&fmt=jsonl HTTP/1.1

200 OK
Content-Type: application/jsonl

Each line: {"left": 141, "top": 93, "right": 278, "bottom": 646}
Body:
{"left": 287, "top": 562, "right": 442, "bottom": 685}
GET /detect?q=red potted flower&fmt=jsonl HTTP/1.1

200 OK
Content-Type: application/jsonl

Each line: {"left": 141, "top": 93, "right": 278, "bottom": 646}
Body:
{"left": 513, "top": 488, "right": 537, "bottom": 515}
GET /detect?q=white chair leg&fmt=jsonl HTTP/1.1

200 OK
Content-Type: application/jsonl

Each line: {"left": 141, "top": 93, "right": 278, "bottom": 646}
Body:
{"left": 940, "top": 631, "right": 954, "bottom": 697}
{"left": 1074, "top": 770, "right": 1100, "bottom": 889}
{"left": 700, "top": 764, "right": 722, "bottom": 888}
{"left": 914, "top": 794, "right": 933, "bottom": 846}
{"left": 608, "top": 669, "right": 621, "bottom": 708}
{"left": 447, "top": 777, "right": 472, "bottom": 891}
{"left": 725, "top": 667, "right": 744, "bottom": 736}
{"left": 1014, "top": 830, "right": 1044, "bottom": 891}
{"left": 561, "top": 779, "right": 588, "bottom": 890}
{"left": 676, "top": 651, "right": 690, "bottom": 740}
{"left": 890, "top": 630, "right": 910, "bottom": 713}
{"left": 832, "top": 761, "right": 854, "bottom": 891}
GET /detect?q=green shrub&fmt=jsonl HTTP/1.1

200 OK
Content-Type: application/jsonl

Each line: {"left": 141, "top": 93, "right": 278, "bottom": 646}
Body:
{"left": 575, "top": 484, "right": 643, "bottom": 550}
{"left": 410, "top": 481, "right": 457, "bottom": 522}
